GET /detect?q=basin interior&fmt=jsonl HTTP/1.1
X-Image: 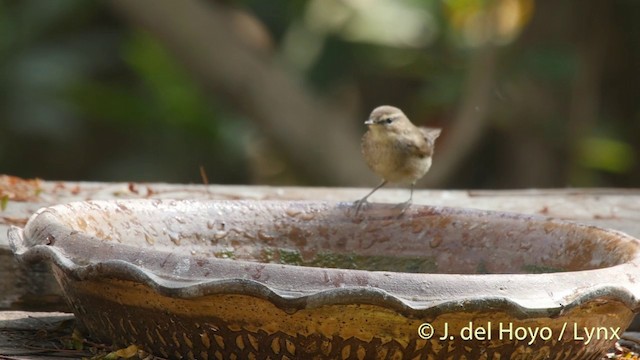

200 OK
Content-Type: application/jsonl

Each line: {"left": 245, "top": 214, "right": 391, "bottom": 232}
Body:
{"left": 44, "top": 200, "right": 639, "bottom": 275}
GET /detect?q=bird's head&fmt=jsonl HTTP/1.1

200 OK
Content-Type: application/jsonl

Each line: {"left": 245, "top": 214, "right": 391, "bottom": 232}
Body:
{"left": 365, "top": 105, "right": 410, "bottom": 134}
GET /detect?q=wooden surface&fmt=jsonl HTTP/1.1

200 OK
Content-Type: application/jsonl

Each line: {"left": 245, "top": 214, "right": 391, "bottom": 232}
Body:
{"left": 0, "top": 311, "right": 83, "bottom": 359}
{"left": 1, "top": 177, "right": 640, "bottom": 358}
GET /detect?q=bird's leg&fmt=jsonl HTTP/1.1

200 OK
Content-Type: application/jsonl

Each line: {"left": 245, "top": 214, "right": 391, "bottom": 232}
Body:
{"left": 354, "top": 180, "right": 387, "bottom": 215}
{"left": 394, "top": 183, "right": 415, "bottom": 215}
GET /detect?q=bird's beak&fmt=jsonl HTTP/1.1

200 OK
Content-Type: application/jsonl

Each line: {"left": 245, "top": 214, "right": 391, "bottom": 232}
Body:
{"left": 364, "top": 119, "right": 374, "bottom": 125}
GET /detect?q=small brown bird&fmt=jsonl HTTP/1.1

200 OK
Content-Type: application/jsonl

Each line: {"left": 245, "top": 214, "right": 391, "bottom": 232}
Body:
{"left": 355, "top": 105, "right": 441, "bottom": 214}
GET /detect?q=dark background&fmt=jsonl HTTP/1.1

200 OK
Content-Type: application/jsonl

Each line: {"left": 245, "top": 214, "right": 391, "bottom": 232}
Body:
{"left": 1, "top": 0, "right": 638, "bottom": 189}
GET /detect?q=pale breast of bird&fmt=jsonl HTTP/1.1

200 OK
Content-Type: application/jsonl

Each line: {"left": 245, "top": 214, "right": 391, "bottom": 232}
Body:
{"left": 361, "top": 128, "right": 433, "bottom": 184}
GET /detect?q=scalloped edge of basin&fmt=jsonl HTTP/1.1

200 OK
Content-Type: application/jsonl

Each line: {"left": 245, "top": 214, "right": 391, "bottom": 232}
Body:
{"left": 8, "top": 199, "right": 640, "bottom": 359}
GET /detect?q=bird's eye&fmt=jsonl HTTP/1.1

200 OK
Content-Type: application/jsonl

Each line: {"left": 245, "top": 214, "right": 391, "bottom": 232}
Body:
{"left": 384, "top": 118, "right": 393, "bottom": 124}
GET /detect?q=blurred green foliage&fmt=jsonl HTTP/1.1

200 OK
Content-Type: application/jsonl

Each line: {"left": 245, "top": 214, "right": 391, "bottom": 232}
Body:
{"left": 0, "top": 0, "right": 248, "bottom": 182}
{"left": 0, "top": 0, "right": 638, "bottom": 187}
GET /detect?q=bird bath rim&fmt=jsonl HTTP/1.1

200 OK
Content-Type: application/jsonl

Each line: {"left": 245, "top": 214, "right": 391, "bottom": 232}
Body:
{"left": 8, "top": 199, "right": 640, "bottom": 319}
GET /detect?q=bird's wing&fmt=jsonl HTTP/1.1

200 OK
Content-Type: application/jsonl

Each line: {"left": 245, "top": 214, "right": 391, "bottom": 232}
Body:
{"left": 409, "top": 127, "right": 441, "bottom": 157}
{"left": 399, "top": 127, "right": 436, "bottom": 157}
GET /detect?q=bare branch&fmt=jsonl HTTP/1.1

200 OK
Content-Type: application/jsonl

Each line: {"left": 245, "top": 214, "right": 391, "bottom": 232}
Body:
{"left": 424, "top": 45, "right": 497, "bottom": 187}
{"left": 109, "top": 0, "right": 370, "bottom": 186}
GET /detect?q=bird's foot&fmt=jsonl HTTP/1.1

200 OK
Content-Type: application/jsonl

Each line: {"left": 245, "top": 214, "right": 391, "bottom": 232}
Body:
{"left": 393, "top": 199, "right": 412, "bottom": 217}
{"left": 353, "top": 198, "right": 370, "bottom": 217}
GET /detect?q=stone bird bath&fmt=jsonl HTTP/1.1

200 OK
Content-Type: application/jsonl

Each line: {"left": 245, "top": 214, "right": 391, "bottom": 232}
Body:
{"left": 8, "top": 199, "right": 640, "bottom": 359}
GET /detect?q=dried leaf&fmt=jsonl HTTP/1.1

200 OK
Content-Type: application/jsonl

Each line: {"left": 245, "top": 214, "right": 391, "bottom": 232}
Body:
{"left": 105, "top": 344, "right": 139, "bottom": 359}
{"left": 0, "top": 175, "right": 42, "bottom": 201}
